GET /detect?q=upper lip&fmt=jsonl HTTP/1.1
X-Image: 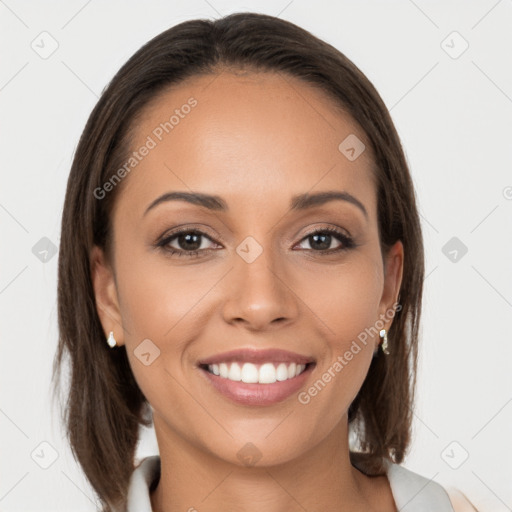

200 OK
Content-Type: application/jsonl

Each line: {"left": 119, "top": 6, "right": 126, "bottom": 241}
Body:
{"left": 198, "top": 348, "right": 315, "bottom": 366}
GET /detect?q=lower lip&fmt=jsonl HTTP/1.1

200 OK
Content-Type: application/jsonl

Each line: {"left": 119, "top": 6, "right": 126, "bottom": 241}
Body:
{"left": 199, "top": 364, "right": 315, "bottom": 406}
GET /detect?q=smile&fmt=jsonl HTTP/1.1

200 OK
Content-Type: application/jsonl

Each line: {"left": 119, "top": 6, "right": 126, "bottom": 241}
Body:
{"left": 197, "top": 348, "right": 316, "bottom": 406}
{"left": 205, "top": 361, "right": 308, "bottom": 384}
{"left": 207, "top": 362, "right": 306, "bottom": 384}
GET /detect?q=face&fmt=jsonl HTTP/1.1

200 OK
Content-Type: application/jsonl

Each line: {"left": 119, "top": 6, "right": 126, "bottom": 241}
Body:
{"left": 91, "top": 70, "right": 403, "bottom": 467}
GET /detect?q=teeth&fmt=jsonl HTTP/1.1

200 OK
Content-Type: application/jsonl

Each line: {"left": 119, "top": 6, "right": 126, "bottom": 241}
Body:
{"left": 259, "top": 363, "right": 276, "bottom": 384}
{"left": 228, "top": 362, "right": 242, "bottom": 381}
{"left": 241, "top": 363, "right": 259, "bottom": 383}
{"left": 219, "top": 363, "right": 229, "bottom": 378}
{"left": 276, "top": 363, "right": 288, "bottom": 381}
{"left": 207, "top": 361, "right": 308, "bottom": 384}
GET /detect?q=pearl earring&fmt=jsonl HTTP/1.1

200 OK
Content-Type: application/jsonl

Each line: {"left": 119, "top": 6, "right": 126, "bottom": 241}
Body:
{"left": 379, "top": 329, "right": 390, "bottom": 355}
{"left": 107, "top": 331, "right": 117, "bottom": 348}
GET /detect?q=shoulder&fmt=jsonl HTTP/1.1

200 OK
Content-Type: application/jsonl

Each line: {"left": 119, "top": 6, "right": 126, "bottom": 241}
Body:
{"left": 383, "top": 460, "right": 455, "bottom": 511}
{"left": 384, "top": 462, "right": 479, "bottom": 512}
{"left": 445, "top": 488, "right": 479, "bottom": 512}
{"left": 125, "top": 456, "right": 161, "bottom": 512}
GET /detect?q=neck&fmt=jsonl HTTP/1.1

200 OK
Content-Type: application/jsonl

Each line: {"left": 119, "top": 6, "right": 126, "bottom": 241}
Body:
{"left": 149, "top": 415, "right": 391, "bottom": 512}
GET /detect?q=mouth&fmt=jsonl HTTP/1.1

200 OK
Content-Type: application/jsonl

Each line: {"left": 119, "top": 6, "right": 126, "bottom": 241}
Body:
{"left": 199, "top": 361, "right": 313, "bottom": 384}
{"left": 197, "top": 348, "right": 316, "bottom": 406}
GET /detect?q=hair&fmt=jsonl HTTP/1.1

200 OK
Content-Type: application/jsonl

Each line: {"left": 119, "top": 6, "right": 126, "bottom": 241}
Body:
{"left": 52, "top": 11, "right": 424, "bottom": 511}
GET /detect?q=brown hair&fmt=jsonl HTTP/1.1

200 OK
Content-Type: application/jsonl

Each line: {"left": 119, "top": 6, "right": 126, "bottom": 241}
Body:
{"left": 52, "top": 11, "right": 424, "bottom": 511}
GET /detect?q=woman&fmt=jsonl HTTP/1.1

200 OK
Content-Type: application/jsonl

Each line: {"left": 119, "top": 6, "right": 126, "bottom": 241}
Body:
{"left": 53, "top": 11, "right": 476, "bottom": 512}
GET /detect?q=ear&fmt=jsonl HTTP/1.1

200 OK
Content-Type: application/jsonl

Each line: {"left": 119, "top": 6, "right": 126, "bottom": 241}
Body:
{"left": 90, "top": 244, "right": 125, "bottom": 346}
{"left": 378, "top": 240, "right": 404, "bottom": 327}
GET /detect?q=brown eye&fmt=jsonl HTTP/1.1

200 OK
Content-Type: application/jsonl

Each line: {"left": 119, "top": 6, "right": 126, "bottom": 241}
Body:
{"left": 173, "top": 232, "right": 203, "bottom": 251}
{"left": 295, "top": 228, "right": 355, "bottom": 253}
{"left": 157, "top": 229, "right": 219, "bottom": 257}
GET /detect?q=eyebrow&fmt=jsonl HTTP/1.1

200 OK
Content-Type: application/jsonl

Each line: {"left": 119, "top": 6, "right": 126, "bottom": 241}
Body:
{"left": 144, "top": 190, "right": 368, "bottom": 219}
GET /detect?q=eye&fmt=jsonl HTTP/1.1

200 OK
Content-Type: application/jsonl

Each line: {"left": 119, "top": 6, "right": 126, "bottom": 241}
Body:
{"left": 295, "top": 227, "right": 355, "bottom": 254}
{"left": 157, "top": 228, "right": 220, "bottom": 257}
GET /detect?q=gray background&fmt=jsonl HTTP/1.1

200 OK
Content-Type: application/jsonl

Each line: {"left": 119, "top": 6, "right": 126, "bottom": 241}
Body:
{"left": 1, "top": 0, "right": 511, "bottom": 510}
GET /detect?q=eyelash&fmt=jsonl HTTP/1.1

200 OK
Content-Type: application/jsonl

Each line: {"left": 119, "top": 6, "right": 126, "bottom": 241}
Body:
{"left": 156, "top": 226, "right": 356, "bottom": 259}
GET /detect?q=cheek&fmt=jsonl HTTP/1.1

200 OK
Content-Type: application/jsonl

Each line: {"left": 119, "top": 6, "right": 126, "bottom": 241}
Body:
{"left": 115, "top": 242, "right": 224, "bottom": 341}
{"left": 116, "top": 265, "right": 204, "bottom": 426}
{"left": 113, "top": 243, "right": 231, "bottom": 410}
{"left": 299, "top": 251, "right": 383, "bottom": 350}
{"left": 295, "top": 252, "right": 383, "bottom": 408}
{"left": 331, "top": 269, "right": 382, "bottom": 352}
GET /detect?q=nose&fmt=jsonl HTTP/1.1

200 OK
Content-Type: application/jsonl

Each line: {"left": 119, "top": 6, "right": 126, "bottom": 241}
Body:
{"left": 221, "top": 246, "right": 299, "bottom": 332}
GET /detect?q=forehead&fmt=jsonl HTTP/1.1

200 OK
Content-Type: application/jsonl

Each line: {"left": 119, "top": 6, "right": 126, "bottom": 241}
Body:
{"left": 116, "top": 70, "right": 377, "bottom": 219}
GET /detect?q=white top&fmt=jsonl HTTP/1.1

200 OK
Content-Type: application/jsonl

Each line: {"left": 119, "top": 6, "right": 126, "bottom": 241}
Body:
{"left": 125, "top": 455, "right": 454, "bottom": 511}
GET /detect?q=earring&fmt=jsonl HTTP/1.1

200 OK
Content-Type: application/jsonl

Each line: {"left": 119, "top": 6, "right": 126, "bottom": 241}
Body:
{"left": 379, "top": 329, "right": 390, "bottom": 355}
{"left": 107, "top": 331, "right": 117, "bottom": 348}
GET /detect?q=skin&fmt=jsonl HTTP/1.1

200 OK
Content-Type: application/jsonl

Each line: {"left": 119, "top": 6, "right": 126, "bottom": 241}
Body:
{"left": 91, "top": 70, "right": 403, "bottom": 512}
